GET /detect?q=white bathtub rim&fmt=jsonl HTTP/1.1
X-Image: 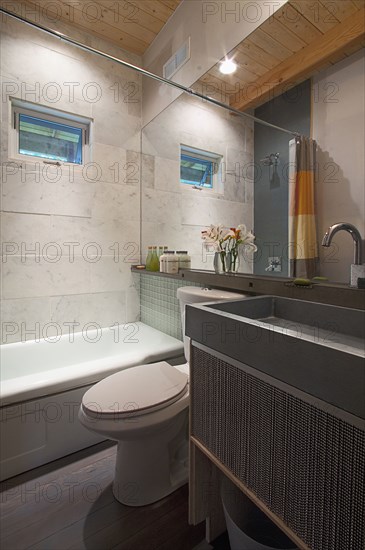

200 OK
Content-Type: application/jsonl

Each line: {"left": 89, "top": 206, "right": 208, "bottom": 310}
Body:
{"left": 1, "top": 322, "right": 181, "bottom": 376}
{"left": 1, "top": 333, "right": 184, "bottom": 406}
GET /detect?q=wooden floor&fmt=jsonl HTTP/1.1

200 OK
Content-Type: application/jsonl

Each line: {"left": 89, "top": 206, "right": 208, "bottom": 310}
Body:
{"left": 0, "top": 442, "right": 208, "bottom": 550}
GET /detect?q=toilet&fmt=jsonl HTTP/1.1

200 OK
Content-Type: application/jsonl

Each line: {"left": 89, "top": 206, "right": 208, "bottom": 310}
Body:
{"left": 79, "top": 286, "right": 244, "bottom": 506}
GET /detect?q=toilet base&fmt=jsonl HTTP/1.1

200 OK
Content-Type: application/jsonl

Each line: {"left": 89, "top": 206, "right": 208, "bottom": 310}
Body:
{"left": 112, "top": 472, "right": 188, "bottom": 507}
{"left": 112, "top": 409, "right": 188, "bottom": 506}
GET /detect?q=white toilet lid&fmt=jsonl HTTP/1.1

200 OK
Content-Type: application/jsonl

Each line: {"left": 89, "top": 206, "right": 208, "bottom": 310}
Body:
{"left": 82, "top": 361, "right": 188, "bottom": 418}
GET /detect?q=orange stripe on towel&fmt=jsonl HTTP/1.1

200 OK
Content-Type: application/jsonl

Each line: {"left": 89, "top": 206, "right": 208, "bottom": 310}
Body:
{"left": 290, "top": 214, "right": 318, "bottom": 259}
{"left": 295, "top": 171, "right": 315, "bottom": 216}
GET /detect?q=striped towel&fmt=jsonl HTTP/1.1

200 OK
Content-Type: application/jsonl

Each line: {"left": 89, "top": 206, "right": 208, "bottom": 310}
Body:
{"left": 288, "top": 136, "right": 318, "bottom": 279}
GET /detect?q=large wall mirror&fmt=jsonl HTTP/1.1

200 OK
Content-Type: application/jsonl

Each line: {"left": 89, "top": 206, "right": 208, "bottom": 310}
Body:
{"left": 140, "top": 4, "right": 364, "bottom": 284}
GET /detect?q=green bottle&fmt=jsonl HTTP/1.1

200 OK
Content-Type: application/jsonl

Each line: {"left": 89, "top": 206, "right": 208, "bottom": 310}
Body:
{"left": 146, "top": 246, "right": 153, "bottom": 270}
{"left": 150, "top": 246, "right": 160, "bottom": 272}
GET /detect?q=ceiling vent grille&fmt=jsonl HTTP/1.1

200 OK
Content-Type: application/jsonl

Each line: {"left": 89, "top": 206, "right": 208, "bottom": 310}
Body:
{"left": 163, "top": 38, "right": 190, "bottom": 80}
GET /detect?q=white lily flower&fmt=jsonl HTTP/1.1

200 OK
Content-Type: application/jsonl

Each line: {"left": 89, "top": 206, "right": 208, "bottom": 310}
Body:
{"left": 201, "top": 223, "right": 257, "bottom": 256}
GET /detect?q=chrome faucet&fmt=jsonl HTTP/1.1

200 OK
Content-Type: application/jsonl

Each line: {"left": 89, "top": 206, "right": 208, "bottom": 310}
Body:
{"left": 322, "top": 222, "right": 362, "bottom": 265}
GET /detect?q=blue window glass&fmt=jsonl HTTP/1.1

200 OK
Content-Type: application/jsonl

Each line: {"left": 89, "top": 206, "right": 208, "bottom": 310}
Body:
{"left": 180, "top": 153, "right": 214, "bottom": 188}
{"left": 19, "top": 114, "right": 83, "bottom": 164}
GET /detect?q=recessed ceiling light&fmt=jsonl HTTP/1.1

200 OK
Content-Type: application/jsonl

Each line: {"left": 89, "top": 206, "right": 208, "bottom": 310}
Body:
{"left": 219, "top": 59, "right": 237, "bottom": 75}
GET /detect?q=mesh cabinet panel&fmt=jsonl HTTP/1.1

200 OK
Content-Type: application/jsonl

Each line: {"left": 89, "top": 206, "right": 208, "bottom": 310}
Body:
{"left": 190, "top": 346, "right": 365, "bottom": 550}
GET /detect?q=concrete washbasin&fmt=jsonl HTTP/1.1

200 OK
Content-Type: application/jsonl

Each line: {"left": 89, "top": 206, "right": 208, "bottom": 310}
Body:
{"left": 186, "top": 296, "right": 365, "bottom": 419}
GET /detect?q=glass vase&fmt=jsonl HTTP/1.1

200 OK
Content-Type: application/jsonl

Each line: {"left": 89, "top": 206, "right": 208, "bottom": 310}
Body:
{"left": 213, "top": 251, "right": 227, "bottom": 274}
{"left": 226, "top": 250, "right": 240, "bottom": 273}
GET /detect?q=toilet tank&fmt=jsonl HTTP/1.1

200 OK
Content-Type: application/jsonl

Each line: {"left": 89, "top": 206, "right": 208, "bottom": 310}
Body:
{"left": 177, "top": 287, "right": 247, "bottom": 362}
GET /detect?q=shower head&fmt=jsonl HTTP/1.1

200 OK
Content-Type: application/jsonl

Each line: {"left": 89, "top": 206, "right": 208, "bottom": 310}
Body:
{"left": 260, "top": 152, "right": 280, "bottom": 166}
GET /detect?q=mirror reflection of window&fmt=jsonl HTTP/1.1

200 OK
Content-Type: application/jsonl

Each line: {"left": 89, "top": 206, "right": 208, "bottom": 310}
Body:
{"left": 180, "top": 145, "right": 221, "bottom": 191}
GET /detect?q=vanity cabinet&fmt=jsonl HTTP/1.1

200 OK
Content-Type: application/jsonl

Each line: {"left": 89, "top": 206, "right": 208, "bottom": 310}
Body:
{"left": 189, "top": 343, "right": 365, "bottom": 550}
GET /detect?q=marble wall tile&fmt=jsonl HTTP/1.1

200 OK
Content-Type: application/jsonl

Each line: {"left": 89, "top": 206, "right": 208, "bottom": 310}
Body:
{"left": 225, "top": 148, "right": 254, "bottom": 177}
{"left": 50, "top": 291, "right": 127, "bottom": 330}
{"left": 189, "top": 253, "right": 215, "bottom": 271}
{"left": 0, "top": 117, "right": 8, "bottom": 164}
{"left": 141, "top": 124, "right": 179, "bottom": 161}
{"left": 89, "top": 257, "right": 136, "bottom": 294}
{"left": 240, "top": 247, "right": 255, "bottom": 274}
{"left": 49, "top": 217, "right": 139, "bottom": 257}
{"left": 92, "top": 104, "right": 141, "bottom": 150}
{"left": 1, "top": 33, "right": 98, "bottom": 103}
{"left": 241, "top": 202, "right": 254, "bottom": 229}
{"left": 180, "top": 194, "right": 250, "bottom": 228}
{"left": 245, "top": 124, "right": 254, "bottom": 153}
{"left": 141, "top": 153, "right": 155, "bottom": 189}
{"left": 125, "top": 150, "right": 141, "bottom": 187}
{"left": 91, "top": 183, "right": 140, "bottom": 222}
{"left": 127, "top": 93, "right": 142, "bottom": 118}
{"left": 154, "top": 157, "right": 180, "bottom": 192}
{"left": 91, "top": 143, "right": 127, "bottom": 185}
{"left": 0, "top": 213, "right": 51, "bottom": 254}
{"left": 0, "top": 297, "right": 51, "bottom": 344}
{"left": 1, "top": 274, "right": 139, "bottom": 343}
{"left": 2, "top": 256, "right": 90, "bottom": 300}
{"left": 245, "top": 178, "right": 254, "bottom": 206}
{"left": 223, "top": 173, "right": 248, "bottom": 204}
{"left": 141, "top": 222, "right": 205, "bottom": 262}
{"left": 142, "top": 188, "right": 182, "bottom": 226}
{"left": 2, "top": 171, "right": 94, "bottom": 217}
{"left": 85, "top": 68, "right": 141, "bottom": 116}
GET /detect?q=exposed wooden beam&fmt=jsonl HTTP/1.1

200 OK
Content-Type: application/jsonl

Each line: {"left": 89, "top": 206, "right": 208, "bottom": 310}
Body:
{"left": 231, "top": 9, "right": 365, "bottom": 112}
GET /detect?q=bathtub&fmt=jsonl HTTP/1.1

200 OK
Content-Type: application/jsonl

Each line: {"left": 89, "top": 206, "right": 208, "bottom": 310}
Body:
{"left": 0, "top": 323, "right": 184, "bottom": 481}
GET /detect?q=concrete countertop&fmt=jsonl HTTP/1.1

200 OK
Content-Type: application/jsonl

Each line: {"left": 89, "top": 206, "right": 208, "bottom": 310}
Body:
{"left": 131, "top": 267, "right": 365, "bottom": 310}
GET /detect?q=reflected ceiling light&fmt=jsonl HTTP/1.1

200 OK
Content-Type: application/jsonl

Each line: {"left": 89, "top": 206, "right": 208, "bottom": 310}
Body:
{"left": 219, "top": 58, "right": 237, "bottom": 75}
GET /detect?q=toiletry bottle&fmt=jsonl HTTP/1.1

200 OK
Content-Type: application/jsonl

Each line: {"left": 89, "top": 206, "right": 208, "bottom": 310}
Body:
{"left": 184, "top": 251, "right": 192, "bottom": 269}
{"left": 150, "top": 246, "right": 160, "bottom": 272}
{"left": 160, "top": 247, "right": 170, "bottom": 273}
{"left": 160, "top": 251, "right": 166, "bottom": 273}
{"left": 165, "top": 251, "right": 178, "bottom": 274}
{"left": 177, "top": 251, "right": 191, "bottom": 269}
{"left": 146, "top": 246, "right": 153, "bottom": 270}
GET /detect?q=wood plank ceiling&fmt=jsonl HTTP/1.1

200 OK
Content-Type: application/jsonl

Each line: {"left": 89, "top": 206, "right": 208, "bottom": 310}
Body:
{"left": 2, "top": 0, "right": 363, "bottom": 110}
{"left": 2, "top": 0, "right": 183, "bottom": 55}
{"left": 196, "top": 0, "right": 365, "bottom": 111}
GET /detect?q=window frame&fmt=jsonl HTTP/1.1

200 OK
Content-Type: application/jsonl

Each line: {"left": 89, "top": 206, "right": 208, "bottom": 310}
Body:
{"left": 180, "top": 144, "right": 223, "bottom": 194}
{"left": 9, "top": 99, "right": 91, "bottom": 167}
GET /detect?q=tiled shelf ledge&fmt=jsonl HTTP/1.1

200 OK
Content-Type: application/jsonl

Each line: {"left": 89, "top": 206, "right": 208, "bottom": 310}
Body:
{"left": 131, "top": 267, "right": 365, "bottom": 310}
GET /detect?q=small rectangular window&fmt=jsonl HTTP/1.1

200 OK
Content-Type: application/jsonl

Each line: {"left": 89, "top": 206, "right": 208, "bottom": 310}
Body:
{"left": 19, "top": 114, "right": 83, "bottom": 164}
{"left": 181, "top": 153, "right": 214, "bottom": 188}
{"left": 180, "top": 145, "right": 222, "bottom": 192}
{"left": 10, "top": 99, "right": 91, "bottom": 166}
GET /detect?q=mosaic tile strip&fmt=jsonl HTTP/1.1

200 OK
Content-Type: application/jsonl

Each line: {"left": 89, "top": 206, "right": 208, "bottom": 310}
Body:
{"left": 140, "top": 274, "right": 202, "bottom": 340}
